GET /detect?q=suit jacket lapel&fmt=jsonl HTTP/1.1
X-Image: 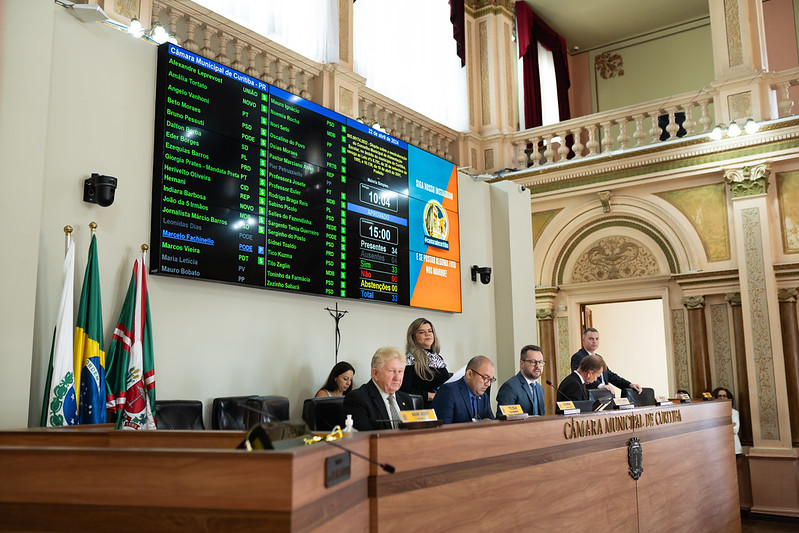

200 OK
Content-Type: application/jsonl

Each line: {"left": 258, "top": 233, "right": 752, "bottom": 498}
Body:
{"left": 367, "top": 381, "right": 390, "bottom": 428}
{"left": 517, "top": 372, "right": 534, "bottom": 408}
{"left": 457, "top": 379, "right": 473, "bottom": 418}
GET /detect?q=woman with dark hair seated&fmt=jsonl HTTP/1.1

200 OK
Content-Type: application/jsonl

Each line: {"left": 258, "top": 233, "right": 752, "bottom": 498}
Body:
{"left": 315, "top": 361, "right": 355, "bottom": 397}
{"left": 400, "top": 317, "right": 451, "bottom": 408}
{"left": 712, "top": 386, "right": 742, "bottom": 454}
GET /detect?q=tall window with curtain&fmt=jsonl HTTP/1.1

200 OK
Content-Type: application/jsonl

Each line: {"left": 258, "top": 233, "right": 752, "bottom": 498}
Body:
{"left": 515, "top": 2, "right": 570, "bottom": 129}
{"left": 353, "top": 0, "right": 469, "bottom": 132}
{"left": 191, "top": 0, "right": 339, "bottom": 63}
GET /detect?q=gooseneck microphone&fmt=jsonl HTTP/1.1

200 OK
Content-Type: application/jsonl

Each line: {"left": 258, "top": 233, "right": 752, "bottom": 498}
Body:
{"left": 321, "top": 437, "right": 396, "bottom": 473}
{"left": 545, "top": 380, "right": 577, "bottom": 403}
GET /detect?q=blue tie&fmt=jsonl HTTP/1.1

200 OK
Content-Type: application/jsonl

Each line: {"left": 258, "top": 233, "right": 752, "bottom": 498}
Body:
{"left": 531, "top": 382, "right": 539, "bottom": 415}
{"left": 472, "top": 396, "right": 479, "bottom": 419}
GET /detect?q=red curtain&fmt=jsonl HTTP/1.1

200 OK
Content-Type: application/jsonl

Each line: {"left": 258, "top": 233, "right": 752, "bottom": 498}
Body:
{"left": 515, "top": 2, "right": 570, "bottom": 128}
{"left": 450, "top": 0, "right": 466, "bottom": 67}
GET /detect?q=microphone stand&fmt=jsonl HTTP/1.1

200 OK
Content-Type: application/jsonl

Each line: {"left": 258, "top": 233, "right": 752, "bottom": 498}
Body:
{"left": 320, "top": 436, "right": 395, "bottom": 473}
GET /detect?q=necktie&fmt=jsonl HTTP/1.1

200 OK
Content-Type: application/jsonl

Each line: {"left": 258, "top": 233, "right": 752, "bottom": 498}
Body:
{"left": 387, "top": 395, "right": 401, "bottom": 429}
{"left": 581, "top": 382, "right": 587, "bottom": 400}
{"left": 531, "top": 382, "right": 539, "bottom": 415}
{"left": 472, "top": 396, "right": 479, "bottom": 419}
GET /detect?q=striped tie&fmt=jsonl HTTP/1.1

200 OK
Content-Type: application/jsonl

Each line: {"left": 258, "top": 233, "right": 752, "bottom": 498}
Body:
{"left": 388, "top": 395, "right": 401, "bottom": 429}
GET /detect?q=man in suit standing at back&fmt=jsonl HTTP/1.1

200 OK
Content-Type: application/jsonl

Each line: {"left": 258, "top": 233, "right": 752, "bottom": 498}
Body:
{"left": 571, "top": 328, "right": 642, "bottom": 395}
{"left": 343, "top": 346, "right": 413, "bottom": 430}
{"left": 432, "top": 355, "right": 496, "bottom": 424}
{"left": 495, "top": 345, "right": 546, "bottom": 417}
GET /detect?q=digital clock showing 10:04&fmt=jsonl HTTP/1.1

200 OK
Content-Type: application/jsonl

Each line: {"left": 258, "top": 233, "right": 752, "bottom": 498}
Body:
{"left": 149, "top": 43, "right": 461, "bottom": 312}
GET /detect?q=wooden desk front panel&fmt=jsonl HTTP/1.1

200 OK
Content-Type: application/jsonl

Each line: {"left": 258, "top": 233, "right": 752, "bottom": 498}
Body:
{"left": 0, "top": 432, "right": 372, "bottom": 533}
{"left": 635, "top": 403, "right": 740, "bottom": 532}
{"left": 369, "top": 403, "right": 740, "bottom": 532}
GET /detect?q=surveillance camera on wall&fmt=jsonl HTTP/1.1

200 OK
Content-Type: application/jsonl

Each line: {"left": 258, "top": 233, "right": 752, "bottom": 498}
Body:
{"left": 471, "top": 265, "right": 492, "bottom": 284}
{"left": 83, "top": 173, "right": 118, "bottom": 207}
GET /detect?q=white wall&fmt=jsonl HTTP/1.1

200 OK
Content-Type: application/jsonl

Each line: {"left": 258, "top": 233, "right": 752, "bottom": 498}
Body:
{"left": 0, "top": 0, "right": 54, "bottom": 428}
{"left": 590, "top": 299, "right": 670, "bottom": 397}
{"left": 0, "top": 2, "right": 534, "bottom": 428}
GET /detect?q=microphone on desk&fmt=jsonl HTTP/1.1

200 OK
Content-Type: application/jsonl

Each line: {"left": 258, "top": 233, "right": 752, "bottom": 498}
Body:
{"left": 233, "top": 402, "right": 397, "bottom": 474}
{"left": 320, "top": 437, "right": 396, "bottom": 474}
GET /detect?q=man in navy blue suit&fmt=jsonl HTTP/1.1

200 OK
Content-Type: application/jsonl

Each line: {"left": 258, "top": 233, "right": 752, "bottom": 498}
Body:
{"left": 495, "top": 344, "right": 546, "bottom": 417}
{"left": 432, "top": 355, "right": 495, "bottom": 424}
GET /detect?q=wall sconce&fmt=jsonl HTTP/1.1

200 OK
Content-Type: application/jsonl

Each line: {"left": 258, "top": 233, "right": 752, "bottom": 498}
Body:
{"left": 471, "top": 265, "right": 492, "bottom": 284}
{"left": 710, "top": 119, "right": 759, "bottom": 141}
{"left": 83, "top": 173, "right": 118, "bottom": 207}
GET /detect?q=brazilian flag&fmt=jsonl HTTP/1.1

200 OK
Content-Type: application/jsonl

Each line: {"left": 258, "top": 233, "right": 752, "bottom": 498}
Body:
{"left": 74, "top": 233, "right": 106, "bottom": 424}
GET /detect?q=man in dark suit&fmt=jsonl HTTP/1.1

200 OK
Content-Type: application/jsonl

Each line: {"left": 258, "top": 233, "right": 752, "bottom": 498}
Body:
{"left": 496, "top": 344, "right": 546, "bottom": 417}
{"left": 571, "top": 328, "right": 642, "bottom": 395}
{"left": 557, "top": 354, "right": 606, "bottom": 409}
{"left": 432, "top": 355, "right": 496, "bottom": 424}
{"left": 343, "top": 347, "right": 413, "bottom": 430}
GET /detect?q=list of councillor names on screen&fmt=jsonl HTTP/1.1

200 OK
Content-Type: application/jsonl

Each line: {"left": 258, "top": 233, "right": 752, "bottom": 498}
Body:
{"left": 151, "top": 44, "right": 460, "bottom": 311}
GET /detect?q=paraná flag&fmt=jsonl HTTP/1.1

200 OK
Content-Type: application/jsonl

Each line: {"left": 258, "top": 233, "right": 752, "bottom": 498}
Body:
{"left": 106, "top": 254, "right": 156, "bottom": 430}
{"left": 41, "top": 234, "right": 78, "bottom": 427}
{"left": 74, "top": 233, "right": 106, "bottom": 424}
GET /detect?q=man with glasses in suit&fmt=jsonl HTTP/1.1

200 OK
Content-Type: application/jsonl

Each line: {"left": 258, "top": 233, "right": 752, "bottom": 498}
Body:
{"left": 432, "top": 355, "right": 496, "bottom": 424}
{"left": 496, "top": 345, "right": 547, "bottom": 417}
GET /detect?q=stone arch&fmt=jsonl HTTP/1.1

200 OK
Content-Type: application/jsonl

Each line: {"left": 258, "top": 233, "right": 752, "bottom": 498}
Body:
{"left": 554, "top": 215, "right": 680, "bottom": 285}
{"left": 534, "top": 194, "right": 700, "bottom": 287}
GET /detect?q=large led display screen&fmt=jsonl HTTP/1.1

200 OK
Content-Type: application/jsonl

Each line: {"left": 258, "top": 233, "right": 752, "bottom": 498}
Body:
{"left": 150, "top": 44, "right": 461, "bottom": 312}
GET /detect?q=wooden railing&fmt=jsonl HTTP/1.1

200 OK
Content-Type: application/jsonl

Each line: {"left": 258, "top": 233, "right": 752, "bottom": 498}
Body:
{"left": 769, "top": 66, "right": 799, "bottom": 118}
{"left": 508, "top": 89, "right": 717, "bottom": 169}
{"left": 357, "top": 86, "right": 459, "bottom": 161}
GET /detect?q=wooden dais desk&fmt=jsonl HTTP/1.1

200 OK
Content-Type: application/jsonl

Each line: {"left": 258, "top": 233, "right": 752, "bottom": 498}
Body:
{"left": 0, "top": 402, "right": 738, "bottom": 532}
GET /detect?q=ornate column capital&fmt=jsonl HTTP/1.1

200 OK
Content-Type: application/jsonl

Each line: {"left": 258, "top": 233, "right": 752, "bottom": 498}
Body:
{"left": 724, "top": 164, "right": 770, "bottom": 198}
{"left": 725, "top": 292, "right": 742, "bottom": 306}
{"left": 778, "top": 288, "right": 798, "bottom": 303}
{"left": 536, "top": 308, "right": 554, "bottom": 320}
{"left": 682, "top": 295, "right": 705, "bottom": 309}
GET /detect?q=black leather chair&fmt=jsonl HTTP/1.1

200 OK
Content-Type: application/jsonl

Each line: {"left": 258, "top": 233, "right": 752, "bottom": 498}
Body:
{"left": 155, "top": 400, "right": 205, "bottom": 430}
{"left": 623, "top": 387, "right": 657, "bottom": 407}
{"left": 211, "top": 395, "right": 290, "bottom": 430}
{"left": 302, "top": 396, "right": 345, "bottom": 431}
{"left": 408, "top": 394, "right": 424, "bottom": 410}
{"left": 246, "top": 395, "right": 290, "bottom": 426}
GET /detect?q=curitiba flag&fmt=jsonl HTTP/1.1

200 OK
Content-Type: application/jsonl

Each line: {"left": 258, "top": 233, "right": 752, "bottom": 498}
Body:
{"left": 41, "top": 234, "right": 78, "bottom": 427}
{"left": 106, "top": 254, "right": 156, "bottom": 430}
{"left": 74, "top": 233, "right": 106, "bottom": 424}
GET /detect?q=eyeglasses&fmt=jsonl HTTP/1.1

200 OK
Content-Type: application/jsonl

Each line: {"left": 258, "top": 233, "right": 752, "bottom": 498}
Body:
{"left": 522, "top": 359, "right": 546, "bottom": 366}
{"left": 470, "top": 369, "right": 497, "bottom": 384}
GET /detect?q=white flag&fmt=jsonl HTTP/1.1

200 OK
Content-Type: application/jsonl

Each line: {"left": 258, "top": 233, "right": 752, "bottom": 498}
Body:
{"left": 42, "top": 237, "right": 78, "bottom": 426}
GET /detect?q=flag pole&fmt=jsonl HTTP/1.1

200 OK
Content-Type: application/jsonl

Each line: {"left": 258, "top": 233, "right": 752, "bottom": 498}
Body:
{"left": 89, "top": 221, "right": 97, "bottom": 234}
{"left": 141, "top": 243, "right": 148, "bottom": 264}
{"left": 64, "top": 225, "right": 73, "bottom": 253}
